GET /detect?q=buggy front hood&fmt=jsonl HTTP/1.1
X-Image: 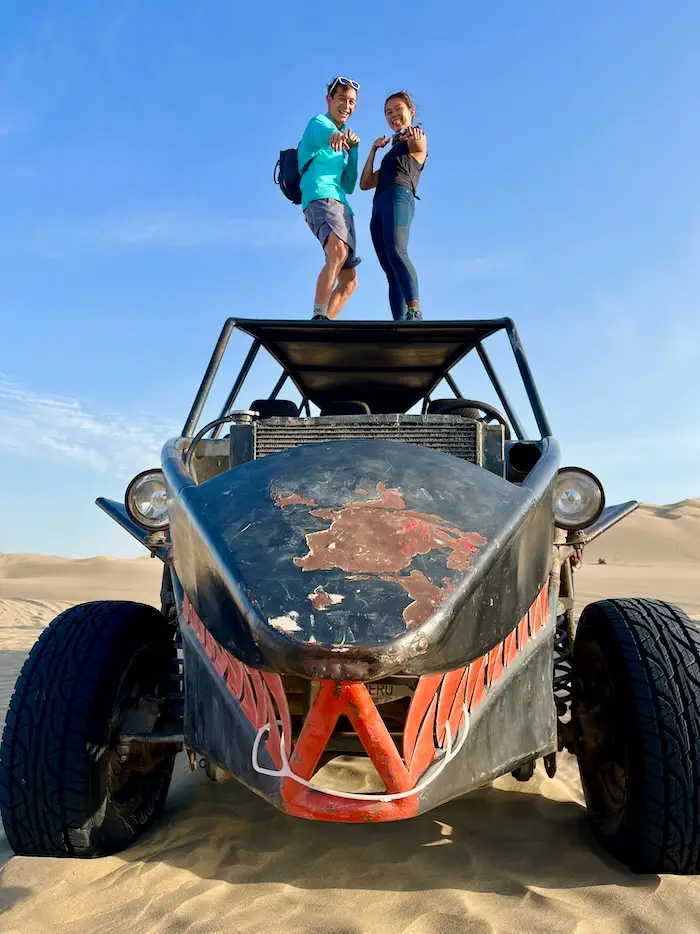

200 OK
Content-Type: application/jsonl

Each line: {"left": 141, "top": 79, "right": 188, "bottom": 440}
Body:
{"left": 163, "top": 438, "right": 559, "bottom": 680}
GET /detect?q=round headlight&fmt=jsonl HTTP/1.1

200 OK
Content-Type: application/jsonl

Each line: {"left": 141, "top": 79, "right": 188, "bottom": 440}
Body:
{"left": 125, "top": 469, "right": 169, "bottom": 531}
{"left": 554, "top": 467, "right": 605, "bottom": 531}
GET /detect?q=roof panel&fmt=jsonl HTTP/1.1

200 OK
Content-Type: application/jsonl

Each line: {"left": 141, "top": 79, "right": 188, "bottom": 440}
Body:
{"left": 230, "top": 318, "right": 510, "bottom": 413}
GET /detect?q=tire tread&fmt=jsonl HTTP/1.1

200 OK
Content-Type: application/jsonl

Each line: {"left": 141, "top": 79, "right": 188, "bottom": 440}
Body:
{"left": 575, "top": 597, "right": 700, "bottom": 874}
{"left": 0, "top": 600, "right": 174, "bottom": 858}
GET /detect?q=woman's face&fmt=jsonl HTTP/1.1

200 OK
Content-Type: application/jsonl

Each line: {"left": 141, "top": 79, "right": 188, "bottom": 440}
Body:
{"left": 385, "top": 97, "right": 414, "bottom": 133}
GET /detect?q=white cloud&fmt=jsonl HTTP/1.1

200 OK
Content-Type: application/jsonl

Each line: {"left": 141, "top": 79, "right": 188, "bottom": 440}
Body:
{"left": 0, "top": 376, "right": 177, "bottom": 476}
{"left": 28, "top": 212, "right": 308, "bottom": 255}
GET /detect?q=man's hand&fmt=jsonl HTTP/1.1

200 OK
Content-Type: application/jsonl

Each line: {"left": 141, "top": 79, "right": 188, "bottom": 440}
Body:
{"left": 372, "top": 135, "right": 391, "bottom": 150}
{"left": 330, "top": 131, "right": 349, "bottom": 152}
{"left": 346, "top": 130, "right": 360, "bottom": 148}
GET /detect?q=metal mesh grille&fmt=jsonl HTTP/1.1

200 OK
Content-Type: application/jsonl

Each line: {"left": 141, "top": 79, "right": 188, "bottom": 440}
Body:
{"left": 254, "top": 417, "right": 479, "bottom": 463}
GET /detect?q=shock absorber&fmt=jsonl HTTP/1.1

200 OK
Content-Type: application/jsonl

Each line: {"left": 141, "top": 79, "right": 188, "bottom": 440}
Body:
{"left": 553, "top": 615, "right": 573, "bottom": 718}
{"left": 553, "top": 554, "right": 576, "bottom": 720}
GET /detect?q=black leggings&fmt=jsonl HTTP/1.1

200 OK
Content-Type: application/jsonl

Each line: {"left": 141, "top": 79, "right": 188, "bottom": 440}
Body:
{"left": 370, "top": 186, "right": 419, "bottom": 320}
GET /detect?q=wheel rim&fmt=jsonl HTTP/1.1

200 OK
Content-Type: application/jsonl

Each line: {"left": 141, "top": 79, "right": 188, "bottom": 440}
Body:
{"left": 571, "top": 636, "right": 629, "bottom": 836}
{"left": 104, "top": 640, "right": 175, "bottom": 817}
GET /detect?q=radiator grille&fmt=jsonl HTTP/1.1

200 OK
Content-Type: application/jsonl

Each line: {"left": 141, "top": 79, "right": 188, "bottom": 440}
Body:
{"left": 254, "top": 416, "right": 480, "bottom": 463}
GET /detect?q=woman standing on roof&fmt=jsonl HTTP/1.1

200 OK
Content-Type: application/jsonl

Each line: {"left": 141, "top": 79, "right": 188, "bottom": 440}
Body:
{"left": 359, "top": 90, "right": 427, "bottom": 321}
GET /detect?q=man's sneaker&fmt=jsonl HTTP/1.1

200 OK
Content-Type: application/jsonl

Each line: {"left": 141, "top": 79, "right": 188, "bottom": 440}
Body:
{"left": 312, "top": 314, "right": 329, "bottom": 321}
{"left": 405, "top": 309, "right": 422, "bottom": 321}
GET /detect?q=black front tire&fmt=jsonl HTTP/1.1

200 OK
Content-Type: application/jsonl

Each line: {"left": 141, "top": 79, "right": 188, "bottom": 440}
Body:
{"left": 0, "top": 600, "right": 178, "bottom": 858}
{"left": 571, "top": 597, "right": 700, "bottom": 874}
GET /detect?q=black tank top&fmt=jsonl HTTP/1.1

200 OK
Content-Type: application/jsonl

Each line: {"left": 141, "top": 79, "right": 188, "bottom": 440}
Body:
{"left": 374, "top": 139, "right": 426, "bottom": 199}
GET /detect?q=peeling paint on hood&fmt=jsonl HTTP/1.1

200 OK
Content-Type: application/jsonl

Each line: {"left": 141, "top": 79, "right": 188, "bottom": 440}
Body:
{"left": 268, "top": 611, "right": 302, "bottom": 633}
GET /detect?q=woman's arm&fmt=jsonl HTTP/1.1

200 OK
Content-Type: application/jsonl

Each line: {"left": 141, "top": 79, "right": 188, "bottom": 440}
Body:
{"left": 359, "top": 136, "right": 390, "bottom": 190}
{"left": 406, "top": 127, "right": 428, "bottom": 165}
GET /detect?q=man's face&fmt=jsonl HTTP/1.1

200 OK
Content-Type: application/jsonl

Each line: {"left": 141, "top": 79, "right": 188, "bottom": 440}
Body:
{"left": 326, "top": 85, "right": 357, "bottom": 127}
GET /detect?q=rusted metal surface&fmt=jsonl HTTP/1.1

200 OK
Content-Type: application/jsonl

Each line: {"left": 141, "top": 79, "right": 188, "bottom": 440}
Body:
{"left": 308, "top": 585, "right": 345, "bottom": 611}
{"left": 273, "top": 492, "right": 319, "bottom": 508}
{"left": 289, "top": 482, "right": 486, "bottom": 574}
{"left": 164, "top": 436, "right": 559, "bottom": 680}
{"left": 278, "top": 481, "right": 487, "bottom": 629}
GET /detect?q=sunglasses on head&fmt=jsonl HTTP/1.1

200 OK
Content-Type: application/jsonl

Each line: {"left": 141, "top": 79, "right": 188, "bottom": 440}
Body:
{"left": 328, "top": 76, "right": 360, "bottom": 95}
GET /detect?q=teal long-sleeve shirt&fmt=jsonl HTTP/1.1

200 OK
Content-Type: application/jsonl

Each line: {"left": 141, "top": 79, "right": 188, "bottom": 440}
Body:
{"left": 297, "top": 112, "right": 359, "bottom": 213}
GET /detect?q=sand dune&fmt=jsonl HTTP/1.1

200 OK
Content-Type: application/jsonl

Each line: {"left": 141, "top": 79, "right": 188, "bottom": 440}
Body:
{"left": 576, "top": 498, "right": 700, "bottom": 619}
{"left": 0, "top": 553, "right": 161, "bottom": 604}
{"left": 583, "top": 498, "right": 700, "bottom": 565}
{"left": 0, "top": 500, "right": 698, "bottom": 932}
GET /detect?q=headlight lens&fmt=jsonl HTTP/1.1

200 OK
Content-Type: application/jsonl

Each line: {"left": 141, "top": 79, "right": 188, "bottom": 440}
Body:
{"left": 125, "top": 469, "right": 169, "bottom": 531}
{"left": 554, "top": 467, "right": 605, "bottom": 531}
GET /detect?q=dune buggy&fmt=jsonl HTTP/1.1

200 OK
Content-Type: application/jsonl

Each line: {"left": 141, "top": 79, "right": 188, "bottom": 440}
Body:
{"left": 2, "top": 317, "right": 699, "bottom": 875}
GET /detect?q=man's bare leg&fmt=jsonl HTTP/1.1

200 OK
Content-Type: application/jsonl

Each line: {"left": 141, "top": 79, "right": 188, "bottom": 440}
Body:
{"left": 313, "top": 233, "right": 348, "bottom": 314}
{"left": 327, "top": 267, "right": 358, "bottom": 319}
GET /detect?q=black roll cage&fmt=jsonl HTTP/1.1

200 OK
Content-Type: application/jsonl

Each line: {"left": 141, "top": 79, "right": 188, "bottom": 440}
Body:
{"left": 181, "top": 317, "right": 552, "bottom": 443}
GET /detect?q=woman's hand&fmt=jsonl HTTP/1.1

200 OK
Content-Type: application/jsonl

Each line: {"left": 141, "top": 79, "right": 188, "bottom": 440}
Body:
{"left": 372, "top": 135, "right": 391, "bottom": 150}
{"left": 403, "top": 126, "right": 425, "bottom": 142}
{"left": 404, "top": 125, "right": 427, "bottom": 157}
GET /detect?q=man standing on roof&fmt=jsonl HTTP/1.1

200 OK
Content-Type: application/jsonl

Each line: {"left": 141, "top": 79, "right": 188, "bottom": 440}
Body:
{"left": 298, "top": 77, "right": 361, "bottom": 321}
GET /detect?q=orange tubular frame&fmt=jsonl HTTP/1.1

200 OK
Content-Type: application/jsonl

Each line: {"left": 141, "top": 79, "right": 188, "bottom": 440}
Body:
{"left": 281, "top": 682, "right": 419, "bottom": 821}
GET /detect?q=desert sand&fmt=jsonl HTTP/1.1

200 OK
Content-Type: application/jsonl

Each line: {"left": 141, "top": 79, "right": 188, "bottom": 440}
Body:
{"left": 0, "top": 500, "right": 698, "bottom": 933}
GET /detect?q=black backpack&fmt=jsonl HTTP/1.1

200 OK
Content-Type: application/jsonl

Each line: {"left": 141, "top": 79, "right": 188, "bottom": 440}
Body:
{"left": 274, "top": 148, "right": 317, "bottom": 205}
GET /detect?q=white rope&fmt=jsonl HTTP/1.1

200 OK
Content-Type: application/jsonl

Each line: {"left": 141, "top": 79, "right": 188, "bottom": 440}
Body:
{"left": 251, "top": 705, "right": 470, "bottom": 802}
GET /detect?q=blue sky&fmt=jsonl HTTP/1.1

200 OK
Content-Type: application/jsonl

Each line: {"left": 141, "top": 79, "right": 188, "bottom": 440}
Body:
{"left": 1, "top": 1, "right": 698, "bottom": 558}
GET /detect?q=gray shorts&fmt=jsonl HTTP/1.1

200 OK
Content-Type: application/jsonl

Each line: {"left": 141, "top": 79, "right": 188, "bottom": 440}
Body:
{"left": 303, "top": 198, "right": 361, "bottom": 269}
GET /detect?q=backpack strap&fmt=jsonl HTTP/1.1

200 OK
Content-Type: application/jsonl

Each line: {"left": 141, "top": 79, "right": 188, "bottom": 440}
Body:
{"left": 300, "top": 151, "right": 318, "bottom": 178}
